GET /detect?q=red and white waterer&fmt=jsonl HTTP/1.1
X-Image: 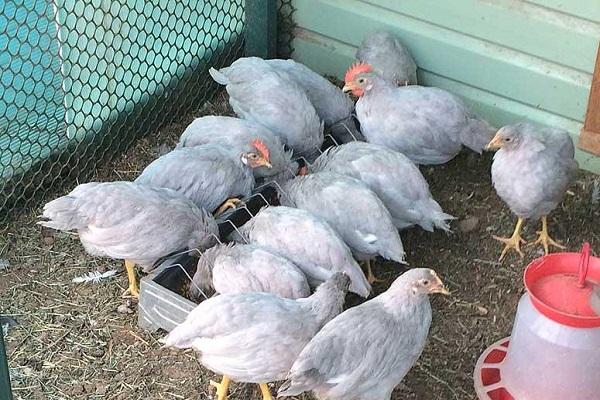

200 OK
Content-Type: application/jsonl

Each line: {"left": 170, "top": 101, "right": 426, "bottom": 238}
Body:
{"left": 474, "top": 243, "right": 600, "bottom": 400}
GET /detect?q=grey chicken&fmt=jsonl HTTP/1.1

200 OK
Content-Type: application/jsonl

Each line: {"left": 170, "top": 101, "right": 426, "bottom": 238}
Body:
{"left": 266, "top": 58, "right": 363, "bottom": 143}
{"left": 176, "top": 116, "right": 296, "bottom": 179}
{"left": 280, "top": 172, "right": 405, "bottom": 283}
{"left": 136, "top": 143, "right": 271, "bottom": 215}
{"left": 486, "top": 122, "right": 578, "bottom": 260}
{"left": 278, "top": 268, "right": 449, "bottom": 400}
{"left": 162, "top": 273, "right": 350, "bottom": 400}
{"left": 39, "top": 182, "right": 218, "bottom": 297}
{"left": 237, "top": 206, "right": 370, "bottom": 298}
{"left": 209, "top": 57, "right": 324, "bottom": 158}
{"left": 189, "top": 242, "right": 310, "bottom": 300}
{"left": 356, "top": 30, "right": 418, "bottom": 86}
{"left": 311, "top": 141, "right": 454, "bottom": 231}
{"left": 343, "top": 62, "right": 495, "bottom": 164}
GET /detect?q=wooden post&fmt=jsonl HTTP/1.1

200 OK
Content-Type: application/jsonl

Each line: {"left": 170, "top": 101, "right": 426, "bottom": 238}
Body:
{"left": 0, "top": 326, "right": 13, "bottom": 400}
{"left": 244, "top": 0, "right": 278, "bottom": 58}
{"left": 579, "top": 43, "right": 600, "bottom": 156}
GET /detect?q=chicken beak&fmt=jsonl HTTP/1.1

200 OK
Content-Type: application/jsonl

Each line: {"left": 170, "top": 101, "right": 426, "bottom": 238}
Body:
{"left": 485, "top": 134, "right": 504, "bottom": 151}
{"left": 262, "top": 159, "right": 273, "bottom": 169}
{"left": 431, "top": 276, "right": 451, "bottom": 295}
{"left": 342, "top": 82, "right": 357, "bottom": 94}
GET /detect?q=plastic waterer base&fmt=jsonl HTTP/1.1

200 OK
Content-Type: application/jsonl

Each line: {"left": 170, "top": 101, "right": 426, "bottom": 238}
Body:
{"left": 474, "top": 337, "right": 514, "bottom": 400}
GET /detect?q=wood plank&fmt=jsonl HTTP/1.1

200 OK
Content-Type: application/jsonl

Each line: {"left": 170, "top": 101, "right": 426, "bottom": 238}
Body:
{"left": 293, "top": 0, "right": 591, "bottom": 121}
{"left": 292, "top": 34, "right": 600, "bottom": 173}
{"left": 579, "top": 43, "right": 600, "bottom": 156}
{"left": 526, "top": 0, "right": 600, "bottom": 23}
{"left": 364, "top": 0, "right": 600, "bottom": 73}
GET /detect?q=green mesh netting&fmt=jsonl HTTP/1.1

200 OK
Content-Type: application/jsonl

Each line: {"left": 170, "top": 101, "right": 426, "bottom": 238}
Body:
{"left": 0, "top": 0, "right": 247, "bottom": 222}
{"left": 0, "top": 0, "right": 296, "bottom": 224}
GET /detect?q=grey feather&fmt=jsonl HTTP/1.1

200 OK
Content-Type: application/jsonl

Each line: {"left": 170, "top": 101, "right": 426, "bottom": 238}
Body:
{"left": 356, "top": 77, "right": 495, "bottom": 164}
{"left": 356, "top": 31, "right": 418, "bottom": 86}
{"left": 210, "top": 57, "right": 324, "bottom": 158}
{"left": 135, "top": 144, "right": 255, "bottom": 213}
{"left": 491, "top": 122, "right": 578, "bottom": 220}
{"left": 265, "top": 59, "right": 364, "bottom": 143}
{"left": 237, "top": 206, "right": 371, "bottom": 298}
{"left": 279, "top": 269, "right": 439, "bottom": 400}
{"left": 279, "top": 172, "right": 405, "bottom": 264}
{"left": 176, "top": 116, "right": 296, "bottom": 178}
{"left": 39, "top": 182, "right": 218, "bottom": 271}
{"left": 162, "top": 273, "right": 350, "bottom": 383}
{"left": 190, "top": 242, "right": 310, "bottom": 300}
{"left": 311, "top": 142, "right": 454, "bottom": 231}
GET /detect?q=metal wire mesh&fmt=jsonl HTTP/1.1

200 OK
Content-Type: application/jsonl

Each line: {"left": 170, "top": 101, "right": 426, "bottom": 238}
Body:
{"left": 276, "top": 0, "right": 295, "bottom": 58}
{"left": 0, "top": 0, "right": 247, "bottom": 223}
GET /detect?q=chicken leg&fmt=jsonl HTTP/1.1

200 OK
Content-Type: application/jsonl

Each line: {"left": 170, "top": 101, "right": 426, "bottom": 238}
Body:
{"left": 493, "top": 217, "right": 526, "bottom": 261}
{"left": 122, "top": 259, "right": 140, "bottom": 298}
{"left": 362, "top": 260, "right": 384, "bottom": 284}
{"left": 528, "top": 216, "right": 565, "bottom": 255}
{"left": 215, "top": 198, "right": 243, "bottom": 216}
{"left": 258, "top": 383, "right": 274, "bottom": 400}
{"left": 210, "top": 375, "right": 231, "bottom": 400}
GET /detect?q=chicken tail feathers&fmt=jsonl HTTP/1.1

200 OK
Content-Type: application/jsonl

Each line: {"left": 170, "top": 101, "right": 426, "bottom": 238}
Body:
{"left": 38, "top": 196, "right": 84, "bottom": 231}
{"left": 461, "top": 117, "right": 496, "bottom": 154}
{"left": 208, "top": 67, "right": 229, "bottom": 85}
{"left": 278, "top": 368, "right": 321, "bottom": 397}
{"left": 416, "top": 199, "right": 455, "bottom": 232}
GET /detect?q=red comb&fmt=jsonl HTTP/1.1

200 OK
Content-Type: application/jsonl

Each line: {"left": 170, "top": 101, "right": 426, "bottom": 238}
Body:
{"left": 251, "top": 139, "right": 270, "bottom": 161}
{"left": 344, "top": 62, "right": 373, "bottom": 83}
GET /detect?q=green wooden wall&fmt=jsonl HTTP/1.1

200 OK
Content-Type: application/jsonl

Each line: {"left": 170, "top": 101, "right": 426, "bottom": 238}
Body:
{"left": 289, "top": 0, "right": 600, "bottom": 172}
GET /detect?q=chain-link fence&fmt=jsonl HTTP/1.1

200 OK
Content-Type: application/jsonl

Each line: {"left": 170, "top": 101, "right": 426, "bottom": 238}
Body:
{"left": 0, "top": 0, "right": 295, "bottom": 224}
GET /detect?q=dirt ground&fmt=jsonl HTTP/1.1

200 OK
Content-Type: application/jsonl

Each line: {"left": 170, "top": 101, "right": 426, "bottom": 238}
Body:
{"left": 1, "top": 90, "right": 599, "bottom": 400}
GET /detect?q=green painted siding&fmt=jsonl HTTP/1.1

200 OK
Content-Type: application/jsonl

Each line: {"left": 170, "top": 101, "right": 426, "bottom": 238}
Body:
{"left": 289, "top": 0, "right": 600, "bottom": 172}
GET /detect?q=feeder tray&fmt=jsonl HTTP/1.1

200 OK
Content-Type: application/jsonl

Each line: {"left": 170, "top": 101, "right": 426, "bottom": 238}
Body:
{"left": 137, "top": 134, "right": 344, "bottom": 332}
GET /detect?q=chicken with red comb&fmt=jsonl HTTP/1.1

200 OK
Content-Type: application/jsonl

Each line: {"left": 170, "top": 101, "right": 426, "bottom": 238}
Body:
{"left": 136, "top": 143, "right": 271, "bottom": 216}
{"left": 343, "top": 62, "right": 495, "bottom": 165}
{"left": 209, "top": 57, "right": 324, "bottom": 160}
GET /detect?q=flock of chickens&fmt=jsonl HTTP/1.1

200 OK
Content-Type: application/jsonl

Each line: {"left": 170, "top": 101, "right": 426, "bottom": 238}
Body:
{"left": 39, "top": 31, "right": 578, "bottom": 399}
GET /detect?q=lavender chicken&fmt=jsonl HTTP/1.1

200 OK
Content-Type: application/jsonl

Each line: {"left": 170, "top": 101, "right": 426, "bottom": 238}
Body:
{"left": 279, "top": 269, "right": 449, "bottom": 400}
{"left": 311, "top": 141, "right": 454, "bottom": 231}
{"left": 136, "top": 142, "right": 271, "bottom": 215}
{"left": 343, "top": 62, "right": 495, "bottom": 165}
{"left": 356, "top": 30, "right": 418, "bottom": 86}
{"left": 280, "top": 172, "right": 405, "bottom": 283}
{"left": 39, "top": 182, "right": 218, "bottom": 297}
{"left": 486, "top": 122, "right": 578, "bottom": 260}
{"left": 177, "top": 116, "right": 295, "bottom": 179}
{"left": 162, "top": 273, "right": 350, "bottom": 400}
{"left": 189, "top": 243, "right": 310, "bottom": 300}
{"left": 209, "top": 57, "right": 324, "bottom": 158}
{"left": 266, "top": 58, "right": 363, "bottom": 143}
{"left": 237, "top": 206, "right": 371, "bottom": 297}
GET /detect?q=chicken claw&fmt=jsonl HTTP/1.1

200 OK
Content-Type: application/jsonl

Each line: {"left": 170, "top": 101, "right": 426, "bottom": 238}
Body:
{"left": 362, "top": 260, "right": 384, "bottom": 284}
{"left": 210, "top": 376, "right": 231, "bottom": 400}
{"left": 215, "top": 198, "right": 243, "bottom": 216}
{"left": 122, "top": 259, "right": 140, "bottom": 298}
{"left": 528, "top": 216, "right": 565, "bottom": 255}
{"left": 258, "top": 383, "right": 274, "bottom": 400}
{"left": 493, "top": 218, "right": 526, "bottom": 261}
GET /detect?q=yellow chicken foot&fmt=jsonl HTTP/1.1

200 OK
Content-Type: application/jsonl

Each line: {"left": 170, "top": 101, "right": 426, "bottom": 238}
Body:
{"left": 258, "top": 383, "right": 274, "bottom": 400}
{"left": 210, "top": 375, "right": 231, "bottom": 400}
{"left": 215, "top": 198, "right": 243, "bottom": 216}
{"left": 122, "top": 259, "right": 140, "bottom": 298}
{"left": 528, "top": 216, "right": 565, "bottom": 255}
{"left": 362, "top": 260, "right": 384, "bottom": 284}
{"left": 493, "top": 217, "right": 526, "bottom": 261}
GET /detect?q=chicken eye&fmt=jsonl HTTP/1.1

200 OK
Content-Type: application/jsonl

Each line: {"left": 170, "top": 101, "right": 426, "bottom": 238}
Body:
{"left": 504, "top": 137, "right": 512, "bottom": 142}
{"left": 358, "top": 78, "right": 365, "bottom": 84}
{"left": 422, "top": 279, "right": 430, "bottom": 286}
